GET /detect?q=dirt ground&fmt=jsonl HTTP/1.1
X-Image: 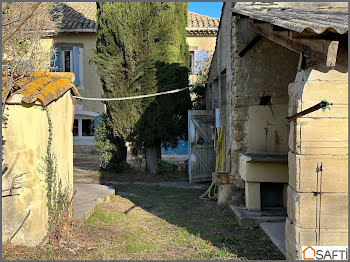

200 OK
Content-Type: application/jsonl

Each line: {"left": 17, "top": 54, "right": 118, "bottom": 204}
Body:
{"left": 3, "top": 153, "right": 284, "bottom": 260}
{"left": 73, "top": 153, "right": 189, "bottom": 184}
{"left": 3, "top": 184, "right": 284, "bottom": 260}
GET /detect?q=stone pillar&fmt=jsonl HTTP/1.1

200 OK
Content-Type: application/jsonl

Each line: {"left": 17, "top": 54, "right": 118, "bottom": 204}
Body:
{"left": 286, "top": 66, "right": 348, "bottom": 260}
{"left": 245, "top": 182, "right": 260, "bottom": 210}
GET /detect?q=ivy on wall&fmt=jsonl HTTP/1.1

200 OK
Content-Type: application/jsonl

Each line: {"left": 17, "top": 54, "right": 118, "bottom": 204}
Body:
{"left": 40, "top": 107, "right": 70, "bottom": 229}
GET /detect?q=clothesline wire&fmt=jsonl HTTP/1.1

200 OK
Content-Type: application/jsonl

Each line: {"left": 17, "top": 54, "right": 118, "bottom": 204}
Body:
{"left": 73, "top": 80, "right": 212, "bottom": 101}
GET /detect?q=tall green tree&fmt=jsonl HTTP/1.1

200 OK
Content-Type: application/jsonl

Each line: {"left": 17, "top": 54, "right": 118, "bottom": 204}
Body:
{"left": 91, "top": 2, "right": 190, "bottom": 173}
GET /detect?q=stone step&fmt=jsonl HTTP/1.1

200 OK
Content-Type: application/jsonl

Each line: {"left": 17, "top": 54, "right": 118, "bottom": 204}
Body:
{"left": 229, "top": 204, "right": 286, "bottom": 226}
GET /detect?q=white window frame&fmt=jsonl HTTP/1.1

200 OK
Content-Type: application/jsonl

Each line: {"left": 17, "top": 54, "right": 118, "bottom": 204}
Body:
{"left": 73, "top": 111, "right": 98, "bottom": 146}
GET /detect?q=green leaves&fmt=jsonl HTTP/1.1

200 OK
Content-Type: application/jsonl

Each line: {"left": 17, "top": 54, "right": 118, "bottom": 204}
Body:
{"left": 93, "top": 2, "right": 190, "bottom": 159}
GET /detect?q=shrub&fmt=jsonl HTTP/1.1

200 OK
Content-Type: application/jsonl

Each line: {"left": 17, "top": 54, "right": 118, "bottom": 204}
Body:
{"left": 156, "top": 159, "right": 177, "bottom": 175}
{"left": 95, "top": 114, "right": 128, "bottom": 172}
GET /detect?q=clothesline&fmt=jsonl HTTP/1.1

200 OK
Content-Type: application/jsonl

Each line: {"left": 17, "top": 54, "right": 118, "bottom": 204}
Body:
{"left": 72, "top": 80, "right": 213, "bottom": 101}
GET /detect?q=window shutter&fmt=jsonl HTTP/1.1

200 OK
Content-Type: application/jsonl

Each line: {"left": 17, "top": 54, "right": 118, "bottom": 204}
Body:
{"left": 50, "top": 47, "right": 60, "bottom": 72}
{"left": 72, "top": 46, "right": 80, "bottom": 86}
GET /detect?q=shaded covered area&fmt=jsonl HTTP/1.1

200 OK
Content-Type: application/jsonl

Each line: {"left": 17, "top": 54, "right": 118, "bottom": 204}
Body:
{"left": 205, "top": 2, "right": 348, "bottom": 260}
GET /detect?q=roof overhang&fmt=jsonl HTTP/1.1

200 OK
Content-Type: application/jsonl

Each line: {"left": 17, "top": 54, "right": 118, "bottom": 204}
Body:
{"left": 246, "top": 19, "right": 342, "bottom": 67}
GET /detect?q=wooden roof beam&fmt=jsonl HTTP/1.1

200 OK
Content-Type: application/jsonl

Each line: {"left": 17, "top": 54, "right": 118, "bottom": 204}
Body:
{"left": 248, "top": 19, "right": 339, "bottom": 67}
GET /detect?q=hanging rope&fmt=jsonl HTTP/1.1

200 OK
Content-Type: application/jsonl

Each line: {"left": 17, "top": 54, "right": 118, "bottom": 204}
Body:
{"left": 73, "top": 86, "right": 190, "bottom": 101}
{"left": 72, "top": 80, "right": 213, "bottom": 102}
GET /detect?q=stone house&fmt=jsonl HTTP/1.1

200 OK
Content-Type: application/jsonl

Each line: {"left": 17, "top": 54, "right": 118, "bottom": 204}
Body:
{"left": 206, "top": 2, "right": 348, "bottom": 259}
{"left": 46, "top": 2, "right": 219, "bottom": 153}
{"left": 2, "top": 72, "right": 78, "bottom": 245}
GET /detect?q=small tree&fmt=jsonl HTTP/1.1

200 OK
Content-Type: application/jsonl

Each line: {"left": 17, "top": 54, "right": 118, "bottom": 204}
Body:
{"left": 190, "top": 50, "right": 213, "bottom": 110}
{"left": 91, "top": 2, "right": 190, "bottom": 173}
{"left": 2, "top": 2, "right": 56, "bottom": 196}
{"left": 94, "top": 114, "right": 128, "bottom": 171}
{"left": 2, "top": 2, "right": 56, "bottom": 109}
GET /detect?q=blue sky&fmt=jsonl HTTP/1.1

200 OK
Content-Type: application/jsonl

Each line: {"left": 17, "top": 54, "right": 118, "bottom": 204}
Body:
{"left": 188, "top": 2, "right": 223, "bottom": 18}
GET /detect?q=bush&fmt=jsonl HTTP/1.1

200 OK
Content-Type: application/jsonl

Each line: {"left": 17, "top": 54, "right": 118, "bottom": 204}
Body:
{"left": 156, "top": 159, "right": 177, "bottom": 175}
{"left": 95, "top": 114, "right": 128, "bottom": 172}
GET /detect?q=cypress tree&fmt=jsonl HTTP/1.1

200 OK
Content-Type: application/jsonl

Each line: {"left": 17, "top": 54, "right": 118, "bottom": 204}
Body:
{"left": 91, "top": 2, "right": 190, "bottom": 173}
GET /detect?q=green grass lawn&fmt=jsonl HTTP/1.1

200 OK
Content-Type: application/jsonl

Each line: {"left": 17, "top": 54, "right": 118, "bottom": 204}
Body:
{"left": 3, "top": 183, "right": 284, "bottom": 260}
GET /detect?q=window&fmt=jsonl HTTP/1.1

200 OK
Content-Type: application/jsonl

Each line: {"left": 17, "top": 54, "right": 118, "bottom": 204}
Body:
{"left": 73, "top": 118, "right": 95, "bottom": 137}
{"left": 82, "top": 119, "right": 94, "bottom": 136}
{"left": 51, "top": 45, "right": 84, "bottom": 89}
{"left": 62, "top": 50, "right": 72, "bottom": 72}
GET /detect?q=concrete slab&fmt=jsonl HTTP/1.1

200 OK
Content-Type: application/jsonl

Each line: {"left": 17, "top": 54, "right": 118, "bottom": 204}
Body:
{"left": 260, "top": 222, "right": 286, "bottom": 256}
{"left": 229, "top": 204, "right": 286, "bottom": 226}
{"left": 73, "top": 183, "right": 115, "bottom": 219}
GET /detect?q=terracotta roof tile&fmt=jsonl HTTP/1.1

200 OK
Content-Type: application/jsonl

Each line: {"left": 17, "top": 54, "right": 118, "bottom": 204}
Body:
{"left": 187, "top": 11, "right": 220, "bottom": 28}
{"left": 2, "top": 72, "right": 79, "bottom": 106}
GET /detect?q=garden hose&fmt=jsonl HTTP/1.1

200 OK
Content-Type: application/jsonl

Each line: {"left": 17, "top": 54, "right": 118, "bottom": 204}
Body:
{"left": 215, "top": 127, "right": 225, "bottom": 173}
{"left": 199, "top": 127, "right": 225, "bottom": 200}
{"left": 199, "top": 181, "right": 218, "bottom": 199}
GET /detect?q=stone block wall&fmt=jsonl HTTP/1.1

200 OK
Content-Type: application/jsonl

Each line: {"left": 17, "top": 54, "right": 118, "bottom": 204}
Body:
{"left": 285, "top": 65, "right": 348, "bottom": 259}
{"left": 230, "top": 16, "right": 299, "bottom": 188}
{"left": 206, "top": 3, "right": 233, "bottom": 174}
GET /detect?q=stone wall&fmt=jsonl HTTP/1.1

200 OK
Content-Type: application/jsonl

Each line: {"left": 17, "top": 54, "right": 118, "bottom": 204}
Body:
{"left": 230, "top": 16, "right": 299, "bottom": 188}
{"left": 2, "top": 91, "right": 74, "bottom": 246}
{"left": 207, "top": 3, "right": 233, "bottom": 173}
{"left": 186, "top": 36, "right": 217, "bottom": 52}
{"left": 285, "top": 64, "right": 348, "bottom": 259}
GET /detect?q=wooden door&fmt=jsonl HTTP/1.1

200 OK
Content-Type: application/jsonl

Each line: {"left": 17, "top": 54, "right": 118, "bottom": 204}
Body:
{"left": 188, "top": 110, "right": 215, "bottom": 183}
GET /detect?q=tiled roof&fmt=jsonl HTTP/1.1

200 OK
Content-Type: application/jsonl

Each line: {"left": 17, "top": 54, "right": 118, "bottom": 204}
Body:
{"left": 233, "top": 2, "right": 348, "bottom": 34}
{"left": 187, "top": 11, "right": 220, "bottom": 28}
{"left": 2, "top": 72, "right": 79, "bottom": 106}
{"left": 50, "top": 2, "right": 219, "bottom": 33}
{"left": 50, "top": 2, "right": 96, "bottom": 31}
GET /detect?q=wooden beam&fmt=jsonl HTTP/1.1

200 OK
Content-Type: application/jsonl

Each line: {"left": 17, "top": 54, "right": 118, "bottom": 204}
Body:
{"left": 238, "top": 35, "right": 262, "bottom": 57}
{"left": 248, "top": 20, "right": 339, "bottom": 67}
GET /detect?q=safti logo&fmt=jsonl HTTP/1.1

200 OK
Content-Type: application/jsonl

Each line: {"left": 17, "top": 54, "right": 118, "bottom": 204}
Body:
{"left": 302, "top": 246, "right": 348, "bottom": 260}
{"left": 303, "top": 246, "right": 316, "bottom": 260}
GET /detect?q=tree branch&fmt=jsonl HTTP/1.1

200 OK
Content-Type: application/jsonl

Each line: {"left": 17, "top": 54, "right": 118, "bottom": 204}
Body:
{"left": 2, "top": 164, "right": 8, "bottom": 175}
{"left": 4, "top": 209, "right": 31, "bottom": 247}
{"left": 27, "top": 188, "right": 77, "bottom": 259}
{"left": 2, "top": 172, "right": 26, "bottom": 197}
{"left": 2, "top": 2, "right": 41, "bottom": 45}
{"left": 2, "top": 18, "right": 21, "bottom": 27}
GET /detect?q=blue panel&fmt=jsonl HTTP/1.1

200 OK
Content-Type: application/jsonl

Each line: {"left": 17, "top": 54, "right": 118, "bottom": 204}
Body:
{"left": 93, "top": 115, "right": 101, "bottom": 128}
{"left": 72, "top": 46, "right": 80, "bottom": 86}
{"left": 161, "top": 139, "right": 189, "bottom": 155}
